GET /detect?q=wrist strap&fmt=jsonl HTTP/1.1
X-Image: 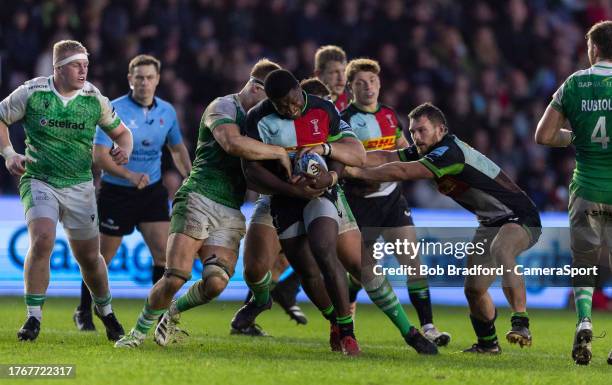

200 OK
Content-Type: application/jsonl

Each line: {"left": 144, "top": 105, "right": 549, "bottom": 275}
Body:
{"left": 321, "top": 143, "right": 331, "bottom": 156}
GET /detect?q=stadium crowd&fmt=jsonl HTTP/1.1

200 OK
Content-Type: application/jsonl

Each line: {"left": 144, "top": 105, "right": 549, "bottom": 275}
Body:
{"left": 1, "top": 0, "right": 610, "bottom": 211}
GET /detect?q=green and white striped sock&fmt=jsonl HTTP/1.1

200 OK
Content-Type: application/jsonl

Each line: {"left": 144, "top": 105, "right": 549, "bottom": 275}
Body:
{"left": 134, "top": 300, "right": 166, "bottom": 335}
{"left": 174, "top": 280, "right": 213, "bottom": 314}
{"left": 92, "top": 293, "right": 113, "bottom": 316}
{"left": 574, "top": 287, "right": 594, "bottom": 321}
{"left": 24, "top": 294, "right": 46, "bottom": 321}
{"left": 364, "top": 276, "right": 413, "bottom": 336}
{"left": 246, "top": 271, "right": 272, "bottom": 307}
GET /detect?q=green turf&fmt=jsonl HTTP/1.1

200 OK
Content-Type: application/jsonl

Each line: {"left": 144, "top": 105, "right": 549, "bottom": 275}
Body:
{"left": 0, "top": 296, "right": 610, "bottom": 385}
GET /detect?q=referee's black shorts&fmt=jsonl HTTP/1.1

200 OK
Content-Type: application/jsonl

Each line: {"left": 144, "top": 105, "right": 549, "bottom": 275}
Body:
{"left": 98, "top": 180, "right": 170, "bottom": 236}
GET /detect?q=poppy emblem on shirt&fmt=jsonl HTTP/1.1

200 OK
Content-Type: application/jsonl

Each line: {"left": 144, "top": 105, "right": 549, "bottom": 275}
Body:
{"left": 160, "top": 118, "right": 164, "bottom": 126}
{"left": 310, "top": 119, "right": 321, "bottom": 135}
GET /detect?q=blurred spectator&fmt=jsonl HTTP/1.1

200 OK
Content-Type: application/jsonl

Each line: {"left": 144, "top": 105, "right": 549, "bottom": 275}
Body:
{"left": 0, "top": 0, "right": 595, "bottom": 211}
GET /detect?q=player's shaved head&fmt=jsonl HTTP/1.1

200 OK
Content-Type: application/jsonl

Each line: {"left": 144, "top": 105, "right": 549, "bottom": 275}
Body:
{"left": 587, "top": 21, "right": 612, "bottom": 60}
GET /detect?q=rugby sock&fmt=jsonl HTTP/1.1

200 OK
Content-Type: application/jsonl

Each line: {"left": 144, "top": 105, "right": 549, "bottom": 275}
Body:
{"left": 134, "top": 300, "right": 165, "bottom": 335}
{"left": 407, "top": 281, "right": 433, "bottom": 326}
{"left": 573, "top": 287, "right": 594, "bottom": 322}
{"left": 174, "top": 280, "right": 212, "bottom": 313}
{"left": 92, "top": 293, "right": 113, "bottom": 316}
{"left": 347, "top": 273, "right": 362, "bottom": 303}
{"left": 25, "top": 294, "right": 45, "bottom": 321}
{"left": 246, "top": 271, "right": 272, "bottom": 307}
{"left": 470, "top": 312, "right": 498, "bottom": 348}
{"left": 364, "top": 276, "right": 413, "bottom": 336}
{"left": 510, "top": 311, "right": 529, "bottom": 328}
{"left": 336, "top": 315, "right": 355, "bottom": 338}
{"left": 78, "top": 280, "right": 92, "bottom": 311}
{"left": 152, "top": 265, "right": 165, "bottom": 284}
{"left": 321, "top": 305, "right": 336, "bottom": 324}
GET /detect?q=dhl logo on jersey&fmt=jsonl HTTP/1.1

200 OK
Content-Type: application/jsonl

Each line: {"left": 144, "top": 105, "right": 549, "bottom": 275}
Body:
{"left": 362, "top": 136, "right": 396, "bottom": 150}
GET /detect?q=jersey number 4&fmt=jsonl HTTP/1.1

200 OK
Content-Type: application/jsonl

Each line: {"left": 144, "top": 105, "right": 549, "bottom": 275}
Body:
{"left": 591, "top": 116, "right": 610, "bottom": 149}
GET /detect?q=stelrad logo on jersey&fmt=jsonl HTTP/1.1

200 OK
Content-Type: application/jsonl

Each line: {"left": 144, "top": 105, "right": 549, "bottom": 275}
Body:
{"left": 39, "top": 118, "right": 86, "bottom": 130}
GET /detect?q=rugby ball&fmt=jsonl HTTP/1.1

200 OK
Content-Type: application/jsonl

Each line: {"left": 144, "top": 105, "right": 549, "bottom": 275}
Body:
{"left": 293, "top": 152, "right": 328, "bottom": 177}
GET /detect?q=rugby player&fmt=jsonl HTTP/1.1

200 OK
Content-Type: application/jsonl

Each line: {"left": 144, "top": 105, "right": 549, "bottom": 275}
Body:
{"left": 233, "top": 76, "right": 438, "bottom": 354}
{"left": 341, "top": 58, "right": 450, "bottom": 346}
{"left": 0, "top": 40, "right": 131, "bottom": 341}
{"left": 535, "top": 20, "right": 612, "bottom": 365}
{"left": 346, "top": 103, "right": 542, "bottom": 354}
{"left": 114, "top": 59, "right": 292, "bottom": 348}
{"left": 230, "top": 78, "right": 341, "bottom": 336}
{"left": 314, "top": 45, "right": 351, "bottom": 111}
{"left": 73, "top": 54, "right": 191, "bottom": 331}
{"left": 243, "top": 69, "right": 366, "bottom": 355}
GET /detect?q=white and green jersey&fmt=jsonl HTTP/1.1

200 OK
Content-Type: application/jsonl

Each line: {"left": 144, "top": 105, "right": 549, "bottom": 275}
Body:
{"left": 551, "top": 61, "right": 612, "bottom": 204}
{"left": 0, "top": 76, "right": 121, "bottom": 188}
{"left": 178, "top": 94, "right": 246, "bottom": 210}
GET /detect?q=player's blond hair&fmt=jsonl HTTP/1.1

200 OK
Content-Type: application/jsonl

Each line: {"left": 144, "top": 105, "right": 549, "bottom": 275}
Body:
{"left": 129, "top": 54, "right": 161, "bottom": 74}
{"left": 250, "top": 59, "right": 282, "bottom": 82}
{"left": 345, "top": 58, "right": 380, "bottom": 83}
{"left": 53, "top": 40, "right": 88, "bottom": 64}
{"left": 314, "top": 45, "right": 347, "bottom": 72}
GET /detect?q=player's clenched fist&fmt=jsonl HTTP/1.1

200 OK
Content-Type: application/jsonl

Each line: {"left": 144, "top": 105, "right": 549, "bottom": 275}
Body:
{"left": 110, "top": 146, "right": 129, "bottom": 165}
{"left": 127, "top": 171, "right": 149, "bottom": 189}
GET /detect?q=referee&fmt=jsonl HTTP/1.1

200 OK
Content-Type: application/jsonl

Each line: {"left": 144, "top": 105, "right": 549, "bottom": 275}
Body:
{"left": 74, "top": 54, "right": 191, "bottom": 331}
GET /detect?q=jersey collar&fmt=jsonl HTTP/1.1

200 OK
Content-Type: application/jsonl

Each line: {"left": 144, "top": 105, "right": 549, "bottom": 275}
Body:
{"left": 49, "top": 76, "right": 83, "bottom": 106}
{"left": 301, "top": 91, "right": 309, "bottom": 114}
{"left": 350, "top": 101, "right": 380, "bottom": 114}
{"left": 593, "top": 60, "right": 612, "bottom": 69}
{"left": 128, "top": 92, "right": 157, "bottom": 109}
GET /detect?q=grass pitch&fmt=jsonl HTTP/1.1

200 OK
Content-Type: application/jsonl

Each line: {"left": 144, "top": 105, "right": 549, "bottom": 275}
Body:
{"left": 0, "top": 296, "right": 610, "bottom": 385}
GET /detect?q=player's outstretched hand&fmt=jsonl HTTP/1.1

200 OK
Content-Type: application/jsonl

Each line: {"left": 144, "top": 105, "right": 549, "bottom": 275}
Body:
{"left": 5, "top": 153, "right": 29, "bottom": 176}
{"left": 110, "top": 146, "right": 129, "bottom": 165}
{"left": 128, "top": 172, "right": 149, "bottom": 189}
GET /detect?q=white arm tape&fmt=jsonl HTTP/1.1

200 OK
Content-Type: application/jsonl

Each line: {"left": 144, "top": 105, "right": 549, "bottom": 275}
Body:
{"left": 1, "top": 146, "right": 18, "bottom": 160}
